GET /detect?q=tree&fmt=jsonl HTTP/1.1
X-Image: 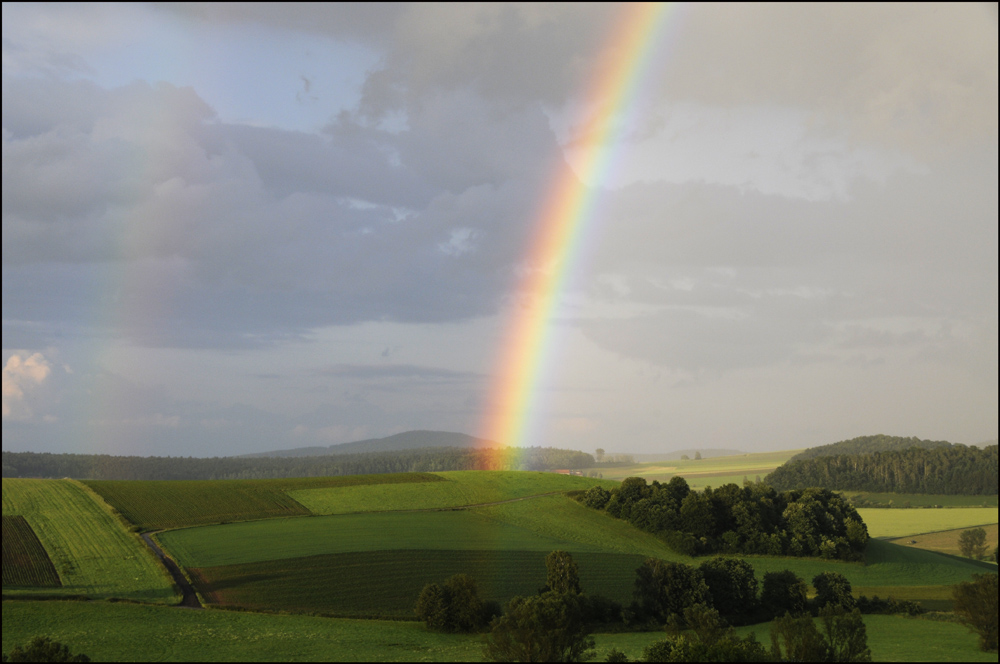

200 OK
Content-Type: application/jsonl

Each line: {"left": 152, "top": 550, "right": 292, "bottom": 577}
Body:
{"left": 958, "top": 527, "right": 988, "bottom": 560}
{"left": 483, "top": 593, "right": 595, "bottom": 662}
{"left": 415, "top": 574, "right": 490, "bottom": 632}
{"left": 760, "top": 570, "right": 808, "bottom": 619}
{"left": 770, "top": 612, "right": 829, "bottom": 662}
{"left": 694, "top": 451, "right": 702, "bottom": 460}
{"left": 545, "top": 551, "right": 582, "bottom": 595}
{"left": 633, "top": 559, "right": 710, "bottom": 623}
{"left": 812, "top": 572, "right": 856, "bottom": 611}
{"left": 699, "top": 558, "right": 758, "bottom": 621}
{"left": 595, "top": 449, "right": 605, "bottom": 463}
{"left": 3, "top": 637, "right": 90, "bottom": 663}
{"left": 819, "top": 605, "right": 871, "bottom": 662}
{"left": 952, "top": 573, "right": 998, "bottom": 651}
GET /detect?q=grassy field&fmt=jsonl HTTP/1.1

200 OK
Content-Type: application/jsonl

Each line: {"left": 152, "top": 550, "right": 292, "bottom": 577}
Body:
{"left": 189, "top": 549, "right": 647, "bottom": 617}
{"left": 290, "top": 470, "right": 616, "bottom": 514}
{"left": 85, "top": 473, "right": 444, "bottom": 531}
{"left": 843, "top": 492, "right": 999, "bottom": 508}
{"left": 2, "top": 515, "right": 61, "bottom": 587}
{"left": 4, "top": 600, "right": 996, "bottom": 662}
{"left": 589, "top": 449, "right": 799, "bottom": 484}
{"left": 1, "top": 479, "right": 177, "bottom": 602}
{"left": 889, "top": 523, "right": 999, "bottom": 559}
{"left": 858, "top": 507, "right": 998, "bottom": 539}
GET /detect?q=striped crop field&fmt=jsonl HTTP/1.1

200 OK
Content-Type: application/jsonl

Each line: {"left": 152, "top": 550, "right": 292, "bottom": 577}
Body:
{"left": 2, "top": 515, "right": 60, "bottom": 587}
{"left": 85, "top": 472, "right": 444, "bottom": 531}
{"left": 1, "top": 479, "right": 177, "bottom": 602}
{"left": 290, "top": 470, "right": 617, "bottom": 514}
{"left": 189, "top": 549, "right": 647, "bottom": 618}
{"left": 857, "top": 506, "right": 998, "bottom": 538}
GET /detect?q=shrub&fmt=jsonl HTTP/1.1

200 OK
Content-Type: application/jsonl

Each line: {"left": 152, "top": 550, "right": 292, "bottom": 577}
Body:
{"left": 483, "top": 592, "right": 595, "bottom": 662}
{"left": 3, "top": 637, "right": 90, "bottom": 663}
{"left": 414, "top": 573, "right": 491, "bottom": 632}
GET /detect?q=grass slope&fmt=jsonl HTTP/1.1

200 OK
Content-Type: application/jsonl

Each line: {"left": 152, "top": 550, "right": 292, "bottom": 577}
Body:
{"left": 858, "top": 507, "right": 998, "bottom": 538}
{"left": 1, "top": 479, "right": 176, "bottom": 602}
{"left": 85, "top": 473, "right": 443, "bottom": 531}
{"left": 4, "top": 601, "right": 996, "bottom": 662}
{"left": 889, "top": 523, "right": 999, "bottom": 559}
{"left": 189, "top": 549, "right": 646, "bottom": 618}
{"left": 290, "top": 470, "right": 616, "bottom": 514}
{"left": 1, "top": 515, "right": 60, "bottom": 587}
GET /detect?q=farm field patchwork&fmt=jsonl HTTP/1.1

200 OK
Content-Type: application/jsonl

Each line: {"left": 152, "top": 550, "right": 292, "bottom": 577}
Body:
{"left": 189, "top": 549, "right": 646, "bottom": 618}
{"left": 1, "top": 479, "right": 177, "bottom": 602}
{"left": 858, "top": 507, "right": 999, "bottom": 538}
{"left": 842, "top": 492, "right": 999, "bottom": 508}
{"left": 889, "top": 523, "right": 999, "bottom": 559}
{"left": 591, "top": 449, "right": 800, "bottom": 482}
{"left": 290, "top": 470, "right": 616, "bottom": 514}
{"left": 85, "top": 473, "right": 444, "bottom": 531}
{"left": 1, "top": 515, "right": 61, "bottom": 587}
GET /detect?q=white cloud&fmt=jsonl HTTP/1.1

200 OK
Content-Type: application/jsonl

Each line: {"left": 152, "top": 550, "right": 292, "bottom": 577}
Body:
{"left": 2, "top": 351, "right": 51, "bottom": 420}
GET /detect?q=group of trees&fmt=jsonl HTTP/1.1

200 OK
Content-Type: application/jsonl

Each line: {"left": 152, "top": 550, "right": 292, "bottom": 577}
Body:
{"left": 789, "top": 435, "right": 953, "bottom": 462}
{"left": 1, "top": 446, "right": 595, "bottom": 481}
{"left": 766, "top": 444, "right": 998, "bottom": 495}
{"left": 2, "top": 637, "right": 89, "bottom": 662}
{"left": 580, "top": 477, "right": 868, "bottom": 560}
{"left": 957, "top": 528, "right": 991, "bottom": 560}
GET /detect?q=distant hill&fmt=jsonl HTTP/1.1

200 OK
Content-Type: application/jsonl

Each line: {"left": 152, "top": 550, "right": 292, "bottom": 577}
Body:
{"left": 629, "top": 449, "right": 744, "bottom": 462}
{"left": 790, "top": 434, "right": 952, "bottom": 462}
{"left": 242, "top": 430, "right": 497, "bottom": 458}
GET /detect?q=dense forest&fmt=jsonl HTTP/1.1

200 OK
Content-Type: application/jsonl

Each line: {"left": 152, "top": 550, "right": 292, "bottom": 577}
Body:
{"left": 579, "top": 477, "right": 868, "bottom": 561}
{"left": 766, "top": 444, "right": 998, "bottom": 494}
{"left": 791, "top": 434, "right": 953, "bottom": 461}
{"left": 1, "top": 447, "right": 595, "bottom": 481}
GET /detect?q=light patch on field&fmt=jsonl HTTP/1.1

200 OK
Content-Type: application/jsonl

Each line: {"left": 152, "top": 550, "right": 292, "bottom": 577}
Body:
{"left": 858, "top": 507, "right": 999, "bottom": 539}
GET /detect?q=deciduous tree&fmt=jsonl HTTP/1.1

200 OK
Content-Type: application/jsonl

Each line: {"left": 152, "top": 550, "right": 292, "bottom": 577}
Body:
{"left": 953, "top": 573, "right": 998, "bottom": 652}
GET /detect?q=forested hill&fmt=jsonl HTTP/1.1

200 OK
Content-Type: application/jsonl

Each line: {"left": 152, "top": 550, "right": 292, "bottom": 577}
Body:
{"left": 241, "top": 430, "right": 494, "bottom": 458}
{"left": 766, "top": 444, "right": 998, "bottom": 495}
{"left": 1, "top": 446, "right": 594, "bottom": 481}
{"left": 791, "top": 434, "right": 952, "bottom": 461}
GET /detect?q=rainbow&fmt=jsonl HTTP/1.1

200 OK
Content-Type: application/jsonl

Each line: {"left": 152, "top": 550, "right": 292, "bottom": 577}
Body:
{"left": 480, "top": 3, "right": 676, "bottom": 453}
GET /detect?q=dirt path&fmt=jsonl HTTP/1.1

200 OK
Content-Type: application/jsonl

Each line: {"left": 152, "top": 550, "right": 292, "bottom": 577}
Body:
{"left": 140, "top": 532, "right": 202, "bottom": 608}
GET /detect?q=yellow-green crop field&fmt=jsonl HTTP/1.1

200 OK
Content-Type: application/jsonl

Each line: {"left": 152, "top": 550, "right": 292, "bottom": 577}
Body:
{"left": 1, "top": 479, "right": 177, "bottom": 602}
{"left": 589, "top": 449, "right": 800, "bottom": 484}
{"left": 889, "top": 523, "right": 999, "bottom": 559}
{"left": 858, "top": 507, "right": 999, "bottom": 539}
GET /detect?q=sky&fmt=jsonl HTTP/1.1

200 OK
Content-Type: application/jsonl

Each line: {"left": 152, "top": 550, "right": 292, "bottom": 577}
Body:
{"left": 2, "top": 3, "right": 997, "bottom": 458}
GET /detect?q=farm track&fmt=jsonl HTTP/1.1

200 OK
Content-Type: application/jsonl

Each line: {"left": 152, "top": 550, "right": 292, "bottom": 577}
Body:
{"left": 140, "top": 533, "right": 201, "bottom": 608}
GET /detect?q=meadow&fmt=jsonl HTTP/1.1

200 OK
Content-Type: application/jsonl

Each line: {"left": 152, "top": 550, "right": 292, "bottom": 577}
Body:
{"left": 1, "top": 479, "right": 177, "bottom": 602}
{"left": 889, "top": 523, "right": 999, "bottom": 558}
{"left": 857, "top": 507, "right": 998, "bottom": 539}
{"left": 85, "top": 473, "right": 444, "bottom": 531}
{"left": 590, "top": 449, "right": 799, "bottom": 484}
{"left": 3, "top": 600, "right": 998, "bottom": 663}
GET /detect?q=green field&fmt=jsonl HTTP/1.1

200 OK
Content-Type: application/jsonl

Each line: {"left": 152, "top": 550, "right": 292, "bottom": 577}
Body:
{"left": 1, "top": 515, "right": 61, "bottom": 587}
{"left": 290, "top": 470, "right": 616, "bottom": 514}
{"left": 858, "top": 507, "right": 999, "bottom": 539}
{"left": 85, "top": 473, "right": 444, "bottom": 531}
{"left": 843, "top": 492, "right": 999, "bottom": 508}
{"left": 590, "top": 449, "right": 798, "bottom": 484}
{"left": 1, "top": 479, "right": 177, "bottom": 602}
{"left": 190, "top": 549, "right": 646, "bottom": 618}
{"left": 4, "top": 601, "right": 996, "bottom": 663}
{"left": 889, "top": 524, "right": 999, "bottom": 559}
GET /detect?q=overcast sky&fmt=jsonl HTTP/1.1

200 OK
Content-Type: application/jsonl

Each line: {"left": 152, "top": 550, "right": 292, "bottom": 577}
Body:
{"left": 3, "top": 3, "right": 997, "bottom": 457}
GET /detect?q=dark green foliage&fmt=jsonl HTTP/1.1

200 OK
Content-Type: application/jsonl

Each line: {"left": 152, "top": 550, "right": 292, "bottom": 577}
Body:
{"left": 767, "top": 444, "right": 997, "bottom": 495}
{"left": 483, "top": 592, "right": 595, "bottom": 662}
{"left": 770, "top": 607, "right": 871, "bottom": 662}
{"left": 545, "top": 551, "right": 582, "bottom": 595}
{"left": 582, "top": 486, "right": 611, "bottom": 510}
{"left": 699, "top": 558, "right": 758, "bottom": 621}
{"left": 3, "top": 637, "right": 90, "bottom": 662}
{"left": 1, "top": 516, "right": 61, "bottom": 587}
{"left": 583, "top": 477, "right": 867, "bottom": 560}
{"left": 812, "top": 572, "right": 856, "bottom": 611}
{"left": 854, "top": 595, "right": 925, "bottom": 616}
{"left": 958, "top": 527, "right": 988, "bottom": 559}
{"left": 2, "top": 446, "right": 595, "bottom": 480}
{"left": 414, "top": 574, "right": 489, "bottom": 632}
{"left": 790, "top": 434, "right": 953, "bottom": 461}
{"left": 952, "top": 573, "right": 998, "bottom": 651}
{"left": 760, "top": 570, "right": 808, "bottom": 619}
{"left": 605, "top": 648, "right": 629, "bottom": 662}
{"left": 633, "top": 559, "right": 710, "bottom": 623}
{"left": 642, "top": 606, "right": 770, "bottom": 662}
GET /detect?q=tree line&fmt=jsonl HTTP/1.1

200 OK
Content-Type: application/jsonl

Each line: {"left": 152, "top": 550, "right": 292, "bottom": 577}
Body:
{"left": 789, "top": 434, "right": 953, "bottom": 462}
{"left": 578, "top": 476, "right": 868, "bottom": 561}
{"left": 1, "top": 446, "right": 595, "bottom": 481}
{"left": 765, "top": 444, "right": 998, "bottom": 495}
